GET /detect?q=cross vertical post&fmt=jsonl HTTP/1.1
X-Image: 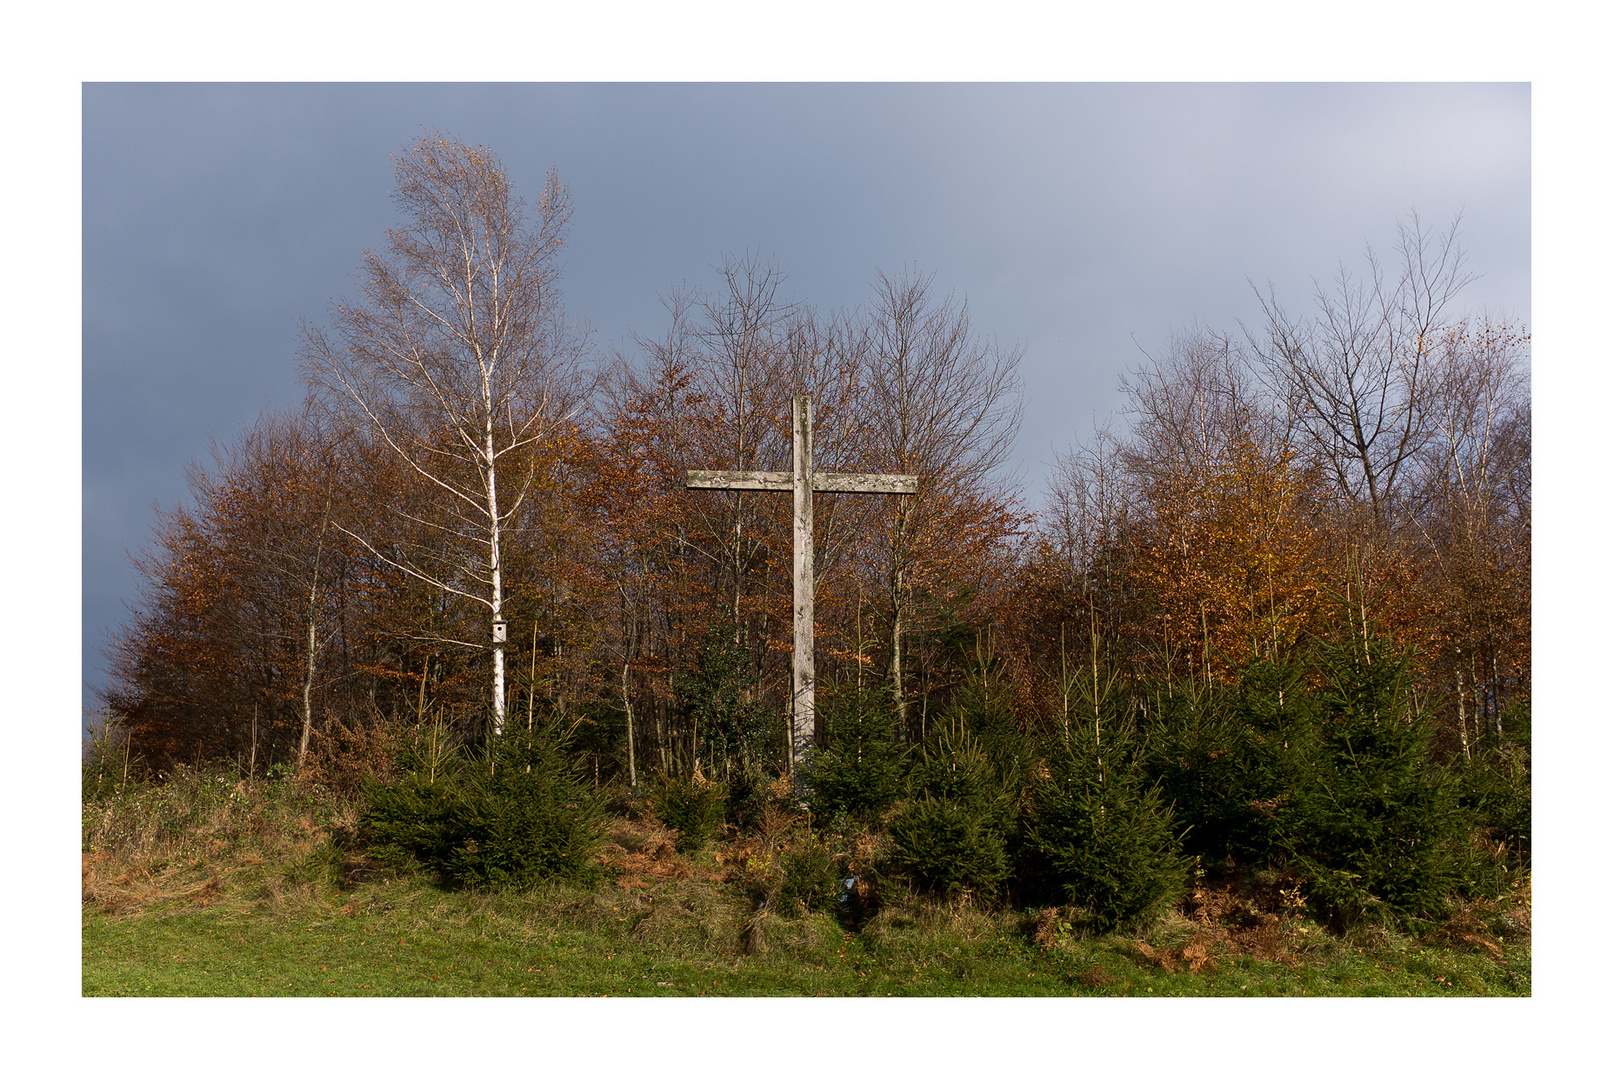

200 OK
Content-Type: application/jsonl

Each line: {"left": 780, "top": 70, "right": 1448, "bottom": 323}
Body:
{"left": 792, "top": 396, "right": 814, "bottom": 776}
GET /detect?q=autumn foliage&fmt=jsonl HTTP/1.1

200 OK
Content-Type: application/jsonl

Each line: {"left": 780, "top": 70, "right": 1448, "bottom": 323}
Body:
{"left": 98, "top": 138, "right": 1527, "bottom": 927}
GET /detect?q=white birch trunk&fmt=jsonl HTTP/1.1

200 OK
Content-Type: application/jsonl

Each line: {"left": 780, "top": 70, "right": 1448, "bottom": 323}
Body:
{"left": 485, "top": 376, "right": 507, "bottom": 736}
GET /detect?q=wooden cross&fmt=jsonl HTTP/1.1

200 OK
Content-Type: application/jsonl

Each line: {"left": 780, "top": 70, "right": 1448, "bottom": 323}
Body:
{"left": 686, "top": 396, "right": 917, "bottom": 785}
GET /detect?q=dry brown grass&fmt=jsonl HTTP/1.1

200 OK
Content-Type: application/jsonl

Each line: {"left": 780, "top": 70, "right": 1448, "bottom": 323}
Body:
{"left": 81, "top": 769, "right": 359, "bottom": 919}
{"left": 1416, "top": 871, "right": 1531, "bottom": 964}
{"left": 1133, "top": 933, "right": 1219, "bottom": 975}
{"left": 1172, "top": 872, "right": 1326, "bottom": 965}
{"left": 600, "top": 817, "right": 692, "bottom": 889}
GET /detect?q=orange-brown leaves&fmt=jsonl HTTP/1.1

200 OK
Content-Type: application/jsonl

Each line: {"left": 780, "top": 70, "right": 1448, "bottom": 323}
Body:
{"left": 1128, "top": 439, "right": 1330, "bottom": 682}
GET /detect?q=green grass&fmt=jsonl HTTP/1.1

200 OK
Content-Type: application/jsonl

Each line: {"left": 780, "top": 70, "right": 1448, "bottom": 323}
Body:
{"left": 81, "top": 770, "right": 1529, "bottom": 997}
{"left": 83, "top": 874, "right": 1528, "bottom": 997}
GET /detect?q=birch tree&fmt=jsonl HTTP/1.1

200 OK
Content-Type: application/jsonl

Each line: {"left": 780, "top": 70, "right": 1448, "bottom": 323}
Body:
{"left": 303, "top": 134, "right": 583, "bottom": 735}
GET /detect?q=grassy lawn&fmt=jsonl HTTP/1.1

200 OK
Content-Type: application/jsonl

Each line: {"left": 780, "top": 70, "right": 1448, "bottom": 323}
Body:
{"left": 81, "top": 772, "right": 1529, "bottom": 998}
{"left": 83, "top": 872, "right": 1529, "bottom": 998}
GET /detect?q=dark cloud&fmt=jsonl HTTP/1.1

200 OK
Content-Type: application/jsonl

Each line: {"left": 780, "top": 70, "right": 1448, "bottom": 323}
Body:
{"left": 82, "top": 83, "right": 1529, "bottom": 713}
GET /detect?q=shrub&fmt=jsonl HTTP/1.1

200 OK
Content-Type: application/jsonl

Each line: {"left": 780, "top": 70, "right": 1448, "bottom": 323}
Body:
{"left": 651, "top": 772, "right": 728, "bottom": 854}
{"left": 1024, "top": 721, "right": 1189, "bottom": 932}
{"left": 889, "top": 720, "right": 1015, "bottom": 899}
{"left": 82, "top": 717, "right": 140, "bottom": 803}
{"left": 1455, "top": 748, "right": 1531, "bottom": 869}
{"left": 772, "top": 835, "right": 842, "bottom": 917}
{"left": 1454, "top": 698, "right": 1531, "bottom": 870}
{"left": 889, "top": 796, "right": 1011, "bottom": 899}
{"left": 943, "top": 663, "right": 1035, "bottom": 792}
{"left": 725, "top": 763, "right": 790, "bottom": 833}
{"left": 361, "top": 719, "right": 603, "bottom": 889}
{"left": 1277, "top": 632, "right": 1480, "bottom": 926}
{"left": 1140, "top": 661, "right": 1315, "bottom": 867}
{"left": 674, "top": 624, "right": 776, "bottom": 771}
{"left": 804, "top": 685, "right": 907, "bottom": 821}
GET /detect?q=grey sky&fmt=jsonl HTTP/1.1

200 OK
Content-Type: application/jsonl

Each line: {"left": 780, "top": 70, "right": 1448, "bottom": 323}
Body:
{"left": 82, "top": 83, "right": 1530, "bottom": 717}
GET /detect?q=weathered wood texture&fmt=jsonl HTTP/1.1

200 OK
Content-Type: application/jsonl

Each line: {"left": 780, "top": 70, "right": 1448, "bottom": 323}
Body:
{"left": 685, "top": 470, "right": 917, "bottom": 494}
{"left": 684, "top": 470, "right": 794, "bottom": 491}
{"left": 812, "top": 472, "right": 918, "bottom": 493}
{"left": 792, "top": 397, "right": 814, "bottom": 778}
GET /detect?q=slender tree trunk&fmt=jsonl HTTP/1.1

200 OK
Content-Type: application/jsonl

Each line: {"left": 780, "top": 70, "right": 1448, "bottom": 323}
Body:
{"left": 1060, "top": 621, "right": 1070, "bottom": 737}
{"left": 299, "top": 609, "right": 317, "bottom": 766}
{"left": 485, "top": 398, "right": 507, "bottom": 735}
{"left": 298, "top": 495, "right": 332, "bottom": 772}
{"left": 622, "top": 657, "right": 637, "bottom": 787}
{"left": 889, "top": 576, "right": 904, "bottom": 730}
{"left": 1091, "top": 597, "right": 1103, "bottom": 781}
{"left": 1455, "top": 660, "right": 1471, "bottom": 763}
{"left": 1200, "top": 600, "right": 1211, "bottom": 687}
{"left": 1490, "top": 648, "right": 1505, "bottom": 741}
{"left": 888, "top": 500, "right": 912, "bottom": 732}
{"left": 657, "top": 695, "right": 669, "bottom": 774}
{"left": 528, "top": 623, "right": 538, "bottom": 731}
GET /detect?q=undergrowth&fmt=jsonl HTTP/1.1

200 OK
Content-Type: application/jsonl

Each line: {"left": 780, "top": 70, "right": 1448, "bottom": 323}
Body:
{"left": 82, "top": 771, "right": 1530, "bottom": 997}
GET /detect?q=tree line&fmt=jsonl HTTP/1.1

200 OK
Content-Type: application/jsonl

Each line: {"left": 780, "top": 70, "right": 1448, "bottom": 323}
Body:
{"left": 102, "top": 134, "right": 1529, "bottom": 795}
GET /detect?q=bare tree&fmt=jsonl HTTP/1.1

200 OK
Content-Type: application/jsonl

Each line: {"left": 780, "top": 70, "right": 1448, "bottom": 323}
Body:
{"left": 855, "top": 268, "right": 1024, "bottom": 728}
{"left": 104, "top": 406, "right": 354, "bottom": 774}
{"left": 302, "top": 133, "right": 584, "bottom": 735}
{"left": 218, "top": 408, "right": 345, "bottom": 771}
{"left": 1408, "top": 318, "right": 1531, "bottom": 751}
{"left": 1044, "top": 418, "right": 1134, "bottom": 616}
{"left": 1121, "top": 325, "right": 1279, "bottom": 494}
{"left": 1246, "top": 213, "right": 1476, "bottom": 525}
{"left": 685, "top": 255, "right": 798, "bottom": 635}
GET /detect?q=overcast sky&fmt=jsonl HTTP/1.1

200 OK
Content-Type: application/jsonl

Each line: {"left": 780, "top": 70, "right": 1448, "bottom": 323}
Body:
{"left": 81, "top": 82, "right": 1531, "bottom": 716}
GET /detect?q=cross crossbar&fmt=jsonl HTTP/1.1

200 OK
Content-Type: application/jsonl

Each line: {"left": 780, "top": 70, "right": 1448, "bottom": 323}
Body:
{"left": 685, "top": 469, "right": 918, "bottom": 494}
{"left": 684, "top": 397, "right": 916, "bottom": 793}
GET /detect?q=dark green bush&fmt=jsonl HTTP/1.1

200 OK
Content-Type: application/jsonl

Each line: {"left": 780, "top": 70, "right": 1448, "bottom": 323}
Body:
{"left": 1454, "top": 698, "right": 1531, "bottom": 870}
{"left": 361, "top": 720, "right": 603, "bottom": 890}
{"left": 362, "top": 774, "right": 458, "bottom": 870}
{"left": 1277, "top": 633, "right": 1479, "bottom": 925}
{"left": 889, "top": 722, "right": 1015, "bottom": 899}
{"left": 1455, "top": 748, "right": 1531, "bottom": 869}
{"left": 772, "top": 835, "right": 842, "bottom": 916}
{"left": 804, "top": 685, "right": 907, "bottom": 821}
{"left": 674, "top": 624, "right": 776, "bottom": 771}
{"left": 725, "top": 763, "right": 787, "bottom": 833}
{"left": 943, "top": 663, "right": 1035, "bottom": 792}
{"left": 1024, "top": 721, "right": 1189, "bottom": 932}
{"left": 651, "top": 773, "right": 728, "bottom": 854}
{"left": 1140, "top": 662, "right": 1315, "bottom": 867}
{"left": 889, "top": 796, "right": 1011, "bottom": 899}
